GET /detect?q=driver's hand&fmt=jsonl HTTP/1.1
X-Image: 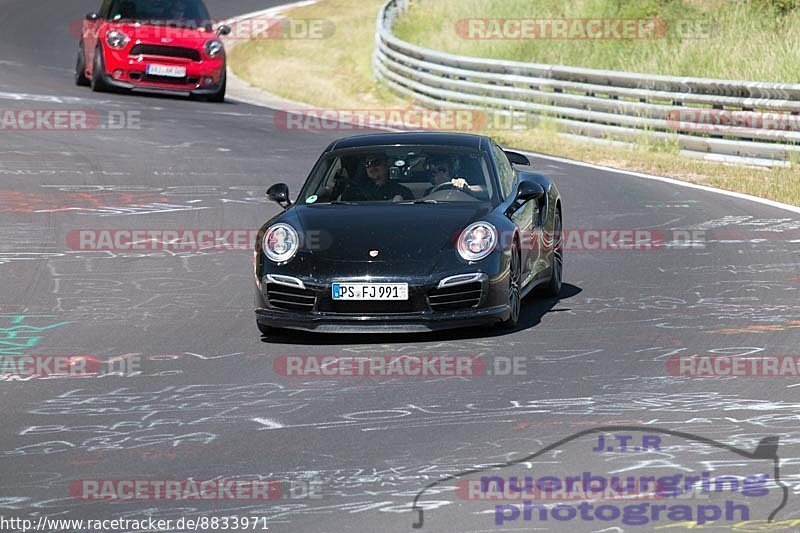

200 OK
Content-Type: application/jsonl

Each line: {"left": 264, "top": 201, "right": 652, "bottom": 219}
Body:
{"left": 451, "top": 178, "right": 468, "bottom": 189}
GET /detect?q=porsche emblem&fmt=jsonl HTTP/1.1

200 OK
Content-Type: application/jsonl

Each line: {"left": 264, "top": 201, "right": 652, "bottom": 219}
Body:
{"left": 369, "top": 250, "right": 379, "bottom": 257}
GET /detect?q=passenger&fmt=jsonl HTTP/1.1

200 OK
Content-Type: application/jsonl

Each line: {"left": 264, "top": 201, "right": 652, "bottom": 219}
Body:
{"left": 342, "top": 154, "right": 413, "bottom": 201}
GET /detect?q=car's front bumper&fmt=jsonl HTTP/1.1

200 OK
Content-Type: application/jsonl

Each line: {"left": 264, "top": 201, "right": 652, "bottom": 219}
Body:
{"left": 98, "top": 71, "right": 225, "bottom": 96}
{"left": 254, "top": 270, "right": 510, "bottom": 333}
{"left": 255, "top": 305, "right": 510, "bottom": 333}
{"left": 100, "top": 48, "right": 225, "bottom": 96}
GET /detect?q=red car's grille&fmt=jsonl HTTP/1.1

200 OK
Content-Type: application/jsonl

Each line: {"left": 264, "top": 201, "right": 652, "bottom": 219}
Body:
{"left": 130, "top": 44, "right": 201, "bottom": 61}
{"left": 132, "top": 73, "right": 199, "bottom": 86}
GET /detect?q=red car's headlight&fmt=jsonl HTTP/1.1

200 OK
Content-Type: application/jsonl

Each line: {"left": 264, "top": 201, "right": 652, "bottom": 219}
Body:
{"left": 105, "top": 30, "right": 129, "bottom": 49}
{"left": 205, "top": 39, "right": 224, "bottom": 58}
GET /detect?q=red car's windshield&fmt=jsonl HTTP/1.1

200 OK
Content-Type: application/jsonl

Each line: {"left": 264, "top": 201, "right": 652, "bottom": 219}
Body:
{"left": 108, "top": 0, "right": 211, "bottom": 23}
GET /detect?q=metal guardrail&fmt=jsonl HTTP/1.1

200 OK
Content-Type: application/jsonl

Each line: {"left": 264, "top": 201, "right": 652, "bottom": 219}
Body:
{"left": 373, "top": 0, "right": 800, "bottom": 167}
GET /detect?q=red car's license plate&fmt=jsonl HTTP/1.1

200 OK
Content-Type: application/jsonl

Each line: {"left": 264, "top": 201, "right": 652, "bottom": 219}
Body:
{"left": 146, "top": 64, "right": 186, "bottom": 78}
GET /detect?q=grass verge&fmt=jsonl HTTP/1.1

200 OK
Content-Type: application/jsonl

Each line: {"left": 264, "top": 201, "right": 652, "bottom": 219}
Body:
{"left": 228, "top": 0, "right": 403, "bottom": 109}
{"left": 228, "top": 0, "right": 800, "bottom": 206}
{"left": 393, "top": 0, "right": 800, "bottom": 83}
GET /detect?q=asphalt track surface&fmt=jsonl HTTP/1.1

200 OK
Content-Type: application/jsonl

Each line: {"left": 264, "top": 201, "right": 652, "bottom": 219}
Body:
{"left": 1, "top": 1, "right": 799, "bottom": 532}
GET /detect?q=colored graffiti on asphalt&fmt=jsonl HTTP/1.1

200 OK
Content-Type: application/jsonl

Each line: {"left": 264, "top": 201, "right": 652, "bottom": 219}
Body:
{"left": 0, "top": 314, "right": 70, "bottom": 356}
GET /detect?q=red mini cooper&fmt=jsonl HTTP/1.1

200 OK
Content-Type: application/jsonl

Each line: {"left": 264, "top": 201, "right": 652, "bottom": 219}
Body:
{"left": 75, "top": 0, "right": 230, "bottom": 102}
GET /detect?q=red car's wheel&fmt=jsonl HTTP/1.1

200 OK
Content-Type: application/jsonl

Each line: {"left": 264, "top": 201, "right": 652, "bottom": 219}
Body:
{"left": 75, "top": 44, "right": 90, "bottom": 87}
{"left": 90, "top": 46, "right": 108, "bottom": 92}
{"left": 206, "top": 71, "right": 226, "bottom": 103}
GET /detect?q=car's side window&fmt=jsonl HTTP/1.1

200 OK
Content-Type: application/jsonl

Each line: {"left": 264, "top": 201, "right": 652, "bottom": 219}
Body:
{"left": 492, "top": 144, "right": 515, "bottom": 199}
{"left": 323, "top": 158, "right": 343, "bottom": 188}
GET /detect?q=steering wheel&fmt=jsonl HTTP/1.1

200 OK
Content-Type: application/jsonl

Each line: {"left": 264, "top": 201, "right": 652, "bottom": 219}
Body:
{"left": 429, "top": 179, "right": 479, "bottom": 198}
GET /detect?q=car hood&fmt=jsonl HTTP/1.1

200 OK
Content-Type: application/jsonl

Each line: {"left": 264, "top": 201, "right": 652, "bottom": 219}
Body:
{"left": 290, "top": 203, "right": 493, "bottom": 271}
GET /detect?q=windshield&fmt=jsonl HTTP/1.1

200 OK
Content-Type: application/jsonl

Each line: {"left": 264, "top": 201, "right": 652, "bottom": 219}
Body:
{"left": 298, "top": 146, "right": 496, "bottom": 205}
{"left": 108, "top": 0, "right": 211, "bottom": 23}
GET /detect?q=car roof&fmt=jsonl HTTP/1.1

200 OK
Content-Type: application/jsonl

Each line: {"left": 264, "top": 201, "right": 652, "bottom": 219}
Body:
{"left": 325, "top": 132, "right": 489, "bottom": 152}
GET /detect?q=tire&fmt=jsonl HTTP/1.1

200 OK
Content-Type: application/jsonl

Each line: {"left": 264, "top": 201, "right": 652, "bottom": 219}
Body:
{"left": 75, "top": 44, "right": 90, "bottom": 86}
{"left": 497, "top": 240, "right": 522, "bottom": 330}
{"left": 541, "top": 207, "right": 563, "bottom": 297}
{"left": 90, "top": 46, "right": 108, "bottom": 92}
{"left": 206, "top": 72, "right": 226, "bottom": 103}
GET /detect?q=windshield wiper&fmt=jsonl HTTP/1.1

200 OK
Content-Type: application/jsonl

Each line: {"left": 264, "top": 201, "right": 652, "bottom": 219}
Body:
{"left": 328, "top": 200, "right": 356, "bottom": 205}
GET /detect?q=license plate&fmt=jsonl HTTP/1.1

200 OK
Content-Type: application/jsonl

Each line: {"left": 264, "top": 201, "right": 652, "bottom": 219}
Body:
{"left": 146, "top": 64, "right": 186, "bottom": 77}
{"left": 332, "top": 283, "right": 408, "bottom": 301}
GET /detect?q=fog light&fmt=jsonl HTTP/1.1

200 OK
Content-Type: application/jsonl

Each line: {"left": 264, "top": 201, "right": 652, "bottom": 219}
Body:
{"left": 113, "top": 69, "right": 123, "bottom": 79}
{"left": 203, "top": 77, "right": 214, "bottom": 86}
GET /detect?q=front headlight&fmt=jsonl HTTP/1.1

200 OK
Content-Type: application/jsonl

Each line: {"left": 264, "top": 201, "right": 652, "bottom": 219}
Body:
{"left": 105, "top": 30, "right": 129, "bottom": 49}
{"left": 205, "top": 39, "right": 224, "bottom": 58}
{"left": 262, "top": 224, "right": 299, "bottom": 263}
{"left": 457, "top": 222, "right": 497, "bottom": 261}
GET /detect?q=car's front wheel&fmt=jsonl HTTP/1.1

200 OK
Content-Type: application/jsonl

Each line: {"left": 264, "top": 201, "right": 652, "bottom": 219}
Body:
{"left": 75, "top": 44, "right": 90, "bottom": 86}
{"left": 206, "top": 72, "right": 226, "bottom": 103}
{"left": 541, "top": 207, "right": 563, "bottom": 297}
{"left": 497, "top": 240, "right": 521, "bottom": 330}
{"left": 90, "top": 46, "right": 108, "bottom": 92}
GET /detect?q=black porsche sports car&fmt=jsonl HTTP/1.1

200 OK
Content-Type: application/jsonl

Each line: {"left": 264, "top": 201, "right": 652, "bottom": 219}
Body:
{"left": 254, "top": 132, "right": 562, "bottom": 334}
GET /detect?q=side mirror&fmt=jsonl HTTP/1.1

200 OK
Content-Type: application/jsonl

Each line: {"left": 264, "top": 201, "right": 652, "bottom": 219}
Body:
{"left": 515, "top": 180, "right": 545, "bottom": 202}
{"left": 217, "top": 24, "right": 232, "bottom": 36}
{"left": 505, "top": 180, "right": 544, "bottom": 216}
{"left": 85, "top": 12, "right": 99, "bottom": 21}
{"left": 266, "top": 183, "right": 291, "bottom": 208}
{"left": 504, "top": 150, "right": 530, "bottom": 166}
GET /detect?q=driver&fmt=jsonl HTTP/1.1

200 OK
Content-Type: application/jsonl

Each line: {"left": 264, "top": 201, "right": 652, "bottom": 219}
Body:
{"left": 167, "top": 0, "right": 187, "bottom": 18}
{"left": 424, "top": 155, "right": 482, "bottom": 196}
